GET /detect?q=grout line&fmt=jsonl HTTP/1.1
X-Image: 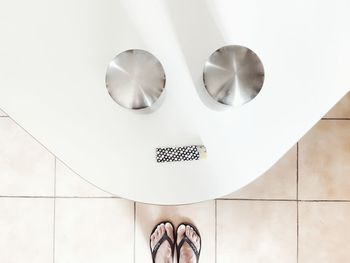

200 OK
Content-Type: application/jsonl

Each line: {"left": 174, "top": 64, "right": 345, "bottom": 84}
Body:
{"left": 0, "top": 116, "right": 9, "bottom": 118}
{"left": 321, "top": 118, "right": 350, "bottom": 120}
{"left": 215, "top": 199, "right": 217, "bottom": 263}
{"left": 297, "top": 200, "right": 299, "bottom": 263}
{"left": 0, "top": 196, "right": 55, "bottom": 198}
{"left": 55, "top": 196, "right": 121, "bottom": 199}
{"left": 216, "top": 198, "right": 297, "bottom": 202}
{"left": 215, "top": 198, "right": 350, "bottom": 203}
{"left": 53, "top": 157, "right": 57, "bottom": 263}
{"left": 133, "top": 202, "right": 136, "bottom": 263}
{"left": 1, "top": 196, "right": 350, "bottom": 202}
{"left": 297, "top": 143, "right": 299, "bottom": 200}
{"left": 299, "top": 199, "right": 350, "bottom": 202}
{"left": 213, "top": 198, "right": 350, "bottom": 203}
{"left": 0, "top": 196, "right": 121, "bottom": 199}
{"left": 296, "top": 142, "right": 299, "bottom": 263}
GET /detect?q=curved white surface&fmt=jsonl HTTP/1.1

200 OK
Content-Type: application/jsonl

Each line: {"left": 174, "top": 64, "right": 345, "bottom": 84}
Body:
{"left": 0, "top": 0, "right": 349, "bottom": 204}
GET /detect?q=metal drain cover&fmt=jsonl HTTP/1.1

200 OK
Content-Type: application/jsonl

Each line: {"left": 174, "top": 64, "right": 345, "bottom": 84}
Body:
{"left": 203, "top": 45, "right": 265, "bottom": 107}
{"left": 106, "top": 49, "right": 166, "bottom": 110}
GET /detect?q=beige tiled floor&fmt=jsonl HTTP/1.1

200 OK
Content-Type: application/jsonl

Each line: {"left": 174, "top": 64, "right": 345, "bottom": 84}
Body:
{"left": 0, "top": 118, "right": 55, "bottom": 196}
{"left": 0, "top": 92, "right": 349, "bottom": 262}
{"left": 299, "top": 202, "right": 350, "bottom": 263}
{"left": 225, "top": 145, "right": 297, "bottom": 200}
{"left": 55, "top": 198, "right": 134, "bottom": 263}
{"left": 299, "top": 120, "right": 350, "bottom": 200}
{"left": 324, "top": 91, "right": 350, "bottom": 119}
{"left": 0, "top": 198, "right": 54, "bottom": 263}
{"left": 217, "top": 200, "right": 297, "bottom": 263}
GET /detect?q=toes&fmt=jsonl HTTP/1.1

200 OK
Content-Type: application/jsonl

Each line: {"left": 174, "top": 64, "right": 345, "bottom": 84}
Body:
{"left": 186, "top": 225, "right": 201, "bottom": 251}
{"left": 155, "top": 226, "right": 160, "bottom": 237}
{"left": 177, "top": 224, "right": 186, "bottom": 245}
{"left": 185, "top": 225, "right": 191, "bottom": 238}
{"left": 151, "top": 224, "right": 162, "bottom": 250}
{"left": 165, "top": 222, "right": 174, "bottom": 242}
{"left": 150, "top": 234, "right": 155, "bottom": 247}
{"left": 160, "top": 223, "right": 165, "bottom": 236}
{"left": 190, "top": 227, "right": 195, "bottom": 239}
{"left": 151, "top": 223, "right": 167, "bottom": 250}
{"left": 192, "top": 229, "right": 201, "bottom": 250}
{"left": 154, "top": 225, "right": 161, "bottom": 241}
{"left": 157, "top": 225, "right": 161, "bottom": 238}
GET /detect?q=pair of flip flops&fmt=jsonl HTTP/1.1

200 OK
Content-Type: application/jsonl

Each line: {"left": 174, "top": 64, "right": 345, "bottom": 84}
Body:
{"left": 150, "top": 222, "right": 201, "bottom": 263}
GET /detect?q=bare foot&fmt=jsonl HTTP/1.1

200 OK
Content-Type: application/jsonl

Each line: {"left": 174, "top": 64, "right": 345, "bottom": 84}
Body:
{"left": 150, "top": 222, "right": 174, "bottom": 263}
{"left": 177, "top": 224, "right": 201, "bottom": 263}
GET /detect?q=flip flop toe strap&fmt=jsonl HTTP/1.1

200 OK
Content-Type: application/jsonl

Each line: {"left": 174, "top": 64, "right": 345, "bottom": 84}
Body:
{"left": 177, "top": 236, "right": 200, "bottom": 263}
{"left": 151, "top": 233, "right": 174, "bottom": 263}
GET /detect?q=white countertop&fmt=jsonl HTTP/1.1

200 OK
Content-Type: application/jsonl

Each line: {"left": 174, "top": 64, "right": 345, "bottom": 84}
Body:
{"left": 0, "top": 0, "right": 349, "bottom": 204}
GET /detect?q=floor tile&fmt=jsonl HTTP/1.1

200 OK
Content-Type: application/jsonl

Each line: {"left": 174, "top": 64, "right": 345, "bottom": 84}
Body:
{"left": 0, "top": 108, "right": 7, "bottom": 117}
{"left": 55, "top": 198, "right": 134, "bottom": 263}
{"left": 55, "top": 159, "right": 114, "bottom": 197}
{"left": 135, "top": 201, "right": 215, "bottom": 263}
{"left": 225, "top": 145, "right": 297, "bottom": 200}
{"left": 0, "top": 118, "right": 55, "bottom": 196}
{"left": 0, "top": 198, "right": 54, "bottom": 263}
{"left": 299, "top": 202, "right": 350, "bottom": 263}
{"left": 217, "top": 200, "right": 297, "bottom": 263}
{"left": 324, "top": 91, "right": 350, "bottom": 118}
{"left": 299, "top": 120, "right": 350, "bottom": 200}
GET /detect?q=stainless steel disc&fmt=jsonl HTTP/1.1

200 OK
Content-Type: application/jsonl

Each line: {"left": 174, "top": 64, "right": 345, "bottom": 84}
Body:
{"left": 106, "top": 49, "right": 166, "bottom": 110}
{"left": 203, "top": 45, "right": 265, "bottom": 107}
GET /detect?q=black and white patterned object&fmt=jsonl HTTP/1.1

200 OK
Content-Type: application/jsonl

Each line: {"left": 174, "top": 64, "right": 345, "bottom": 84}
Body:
{"left": 156, "top": 145, "right": 206, "bottom": 163}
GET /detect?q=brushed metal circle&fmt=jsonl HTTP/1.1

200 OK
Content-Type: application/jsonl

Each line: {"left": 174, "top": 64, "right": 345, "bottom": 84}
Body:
{"left": 203, "top": 45, "right": 265, "bottom": 107}
{"left": 106, "top": 49, "right": 166, "bottom": 110}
